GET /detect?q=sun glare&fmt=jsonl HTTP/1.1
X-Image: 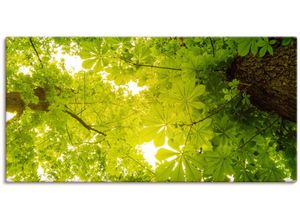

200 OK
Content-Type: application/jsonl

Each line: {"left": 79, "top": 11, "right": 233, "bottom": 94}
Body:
{"left": 18, "top": 66, "right": 32, "bottom": 76}
{"left": 100, "top": 71, "right": 148, "bottom": 95}
{"left": 139, "top": 141, "right": 158, "bottom": 169}
{"left": 127, "top": 81, "right": 148, "bottom": 95}
{"left": 53, "top": 47, "right": 83, "bottom": 73}
{"left": 37, "top": 165, "right": 49, "bottom": 182}
{"left": 138, "top": 138, "right": 176, "bottom": 170}
{"left": 6, "top": 112, "right": 17, "bottom": 121}
{"left": 52, "top": 49, "right": 148, "bottom": 96}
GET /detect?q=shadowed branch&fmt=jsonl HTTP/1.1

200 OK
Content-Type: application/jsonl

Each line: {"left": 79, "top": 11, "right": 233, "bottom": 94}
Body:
{"left": 29, "top": 37, "right": 43, "bottom": 68}
{"left": 63, "top": 109, "right": 107, "bottom": 136}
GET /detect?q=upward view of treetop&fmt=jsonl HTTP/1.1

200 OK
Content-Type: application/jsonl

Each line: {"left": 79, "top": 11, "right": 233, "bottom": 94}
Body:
{"left": 6, "top": 37, "right": 297, "bottom": 182}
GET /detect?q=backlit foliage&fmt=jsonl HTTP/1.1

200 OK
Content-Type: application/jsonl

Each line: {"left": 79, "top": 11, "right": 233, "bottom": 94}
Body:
{"left": 6, "top": 37, "right": 296, "bottom": 182}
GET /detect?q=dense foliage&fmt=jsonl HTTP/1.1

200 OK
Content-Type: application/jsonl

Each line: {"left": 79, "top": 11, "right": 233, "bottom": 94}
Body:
{"left": 6, "top": 37, "right": 296, "bottom": 182}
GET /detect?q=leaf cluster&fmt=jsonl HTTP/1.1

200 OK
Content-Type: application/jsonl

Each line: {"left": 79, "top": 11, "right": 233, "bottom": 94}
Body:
{"left": 5, "top": 37, "right": 296, "bottom": 182}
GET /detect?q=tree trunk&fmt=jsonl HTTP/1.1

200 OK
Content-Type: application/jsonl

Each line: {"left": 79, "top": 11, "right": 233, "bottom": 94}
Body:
{"left": 227, "top": 39, "right": 297, "bottom": 122}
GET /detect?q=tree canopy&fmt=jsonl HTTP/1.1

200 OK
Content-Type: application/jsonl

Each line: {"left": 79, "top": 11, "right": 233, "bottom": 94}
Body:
{"left": 6, "top": 37, "right": 296, "bottom": 182}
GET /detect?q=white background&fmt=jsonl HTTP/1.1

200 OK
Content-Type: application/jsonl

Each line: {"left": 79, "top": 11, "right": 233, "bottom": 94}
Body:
{"left": 0, "top": 0, "right": 299, "bottom": 219}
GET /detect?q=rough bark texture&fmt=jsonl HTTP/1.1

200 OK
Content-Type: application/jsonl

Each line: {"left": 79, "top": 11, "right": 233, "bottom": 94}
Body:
{"left": 227, "top": 39, "right": 297, "bottom": 122}
{"left": 6, "top": 92, "right": 25, "bottom": 116}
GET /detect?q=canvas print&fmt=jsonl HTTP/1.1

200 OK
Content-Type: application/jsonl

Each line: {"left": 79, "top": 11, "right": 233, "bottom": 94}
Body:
{"left": 6, "top": 37, "right": 296, "bottom": 182}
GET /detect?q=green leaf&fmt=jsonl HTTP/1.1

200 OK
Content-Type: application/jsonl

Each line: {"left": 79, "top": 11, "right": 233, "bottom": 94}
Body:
{"left": 156, "top": 160, "right": 177, "bottom": 181}
{"left": 6, "top": 37, "right": 294, "bottom": 183}
{"left": 257, "top": 38, "right": 267, "bottom": 47}
{"left": 267, "top": 45, "right": 273, "bottom": 55}
{"left": 140, "top": 126, "right": 160, "bottom": 142}
{"left": 140, "top": 104, "right": 175, "bottom": 146}
{"left": 155, "top": 150, "right": 203, "bottom": 182}
{"left": 183, "top": 156, "right": 202, "bottom": 181}
{"left": 79, "top": 40, "right": 109, "bottom": 72}
{"left": 258, "top": 165, "right": 285, "bottom": 182}
{"left": 190, "top": 119, "right": 214, "bottom": 151}
{"left": 213, "top": 115, "right": 237, "bottom": 146}
{"left": 190, "top": 101, "right": 205, "bottom": 110}
{"left": 190, "top": 84, "right": 206, "bottom": 98}
{"left": 203, "top": 146, "right": 233, "bottom": 181}
{"left": 237, "top": 39, "right": 252, "bottom": 56}
{"left": 170, "top": 162, "right": 185, "bottom": 181}
{"left": 79, "top": 50, "right": 93, "bottom": 59}
{"left": 94, "top": 59, "right": 103, "bottom": 72}
{"left": 269, "top": 39, "right": 276, "bottom": 45}
{"left": 155, "top": 148, "right": 178, "bottom": 161}
{"left": 250, "top": 42, "right": 258, "bottom": 56}
{"left": 259, "top": 46, "right": 267, "bottom": 57}
{"left": 153, "top": 130, "right": 166, "bottom": 147}
{"left": 168, "top": 136, "right": 183, "bottom": 151}
{"left": 82, "top": 58, "right": 96, "bottom": 69}
{"left": 168, "top": 80, "right": 206, "bottom": 113}
{"left": 282, "top": 38, "right": 292, "bottom": 46}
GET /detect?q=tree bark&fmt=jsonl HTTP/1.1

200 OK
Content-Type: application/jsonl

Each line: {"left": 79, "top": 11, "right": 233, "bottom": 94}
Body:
{"left": 227, "top": 39, "right": 297, "bottom": 122}
{"left": 6, "top": 87, "right": 49, "bottom": 115}
{"left": 6, "top": 87, "right": 49, "bottom": 125}
{"left": 6, "top": 87, "right": 107, "bottom": 136}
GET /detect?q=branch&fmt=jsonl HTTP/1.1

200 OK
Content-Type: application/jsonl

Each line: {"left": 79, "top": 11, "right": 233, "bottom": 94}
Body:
{"left": 238, "top": 119, "right": 278, "bottom": 149}
{"left": 117, "top": 55, "right": 224, "bottom": 72}
{"left": 119, "top": 57, "right": 181, "bottom": 71}
{"left": 65, "top": 125, "right": 74, "bottom": 145}
{"left": 179, "top": 95, "right": 242, "bottom": 127}
{"left": 209, "top": 37, "right": 215, "bottom": 57}
{"left": 184, "top": 126, "right": 193, "bottom": 146}
{"left": 63, "top": 109, "right": 106, "bottom": 136}
{"left": 133, "top": 63, "right": 182, "bottom": 71}
{"left": 29, "top": 37, "right": 43, "bottom": 68}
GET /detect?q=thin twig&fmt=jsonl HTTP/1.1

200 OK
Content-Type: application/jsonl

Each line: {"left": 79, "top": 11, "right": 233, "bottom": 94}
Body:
{"left": 209, "top": 37, "right": 215, "bottom": 57}
{"left": 184, "top": 126, "right": 193, "bottom": 146}
{"left": 133, "top": 63, "right": 182, "bottom": 71}
{"left": 125, "top": 154, "right": 155, "bottom": 175}
{"left": 179, "top": 95, "right": 242, "bottom": 127}
{"left": 65, "top": 125, "right": 74, "bottom": 145}
{"left": 63, "top": 109, "right": 106, "bottom": 136}
{"left": 29, "top": 37, "right": 43, "bottom": 68}
{"left": 83, "top": 71, "right": 86, "bottom": 110}
{"left": 120, "top": 57, "right": 181, "bottom": 71}
{"left": 238, "top": 119, "right": 278, "bottom": 149}
{"left": 106, "top": 139, "right": 155, "bottom": 176}
{"left": 239, "top": 82, "right": 252, "bottom": 87}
